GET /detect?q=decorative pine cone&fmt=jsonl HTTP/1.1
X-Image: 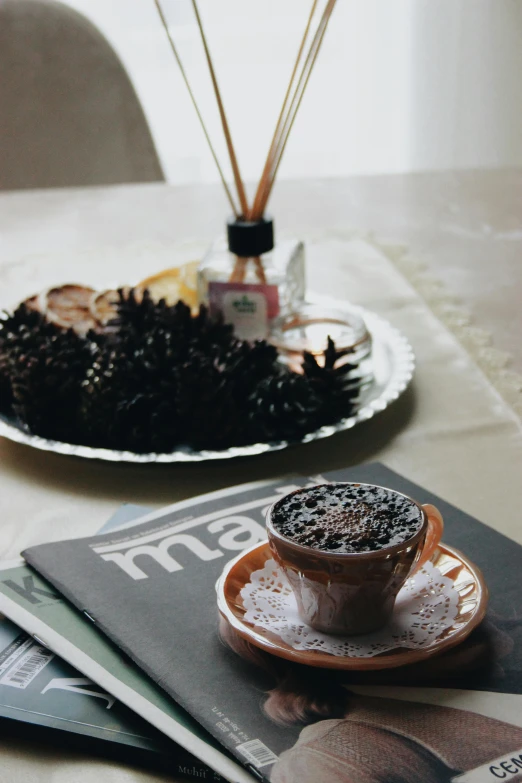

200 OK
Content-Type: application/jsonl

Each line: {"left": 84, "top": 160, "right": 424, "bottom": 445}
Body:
{"left": 80, "top": 332, "right": 182, "bottom": 452}
{"left": 174, "top": 339, "right": 279, "bottom": 449}
{"left": 246, "top": 370, "right": 325, "bottom": 443}
{"left": 113, "top": 390, "right": 181, "bottom": 454}
{"left": 0, "top": 303, "right": 48, "bottom": 338}
{"left": 175, "top": 351, "right": 243, "bottom": 449}
{"left": 107, "top": 289, "right": 234, "bottom": 358}
{"left": 216, "top": 339, "right": 279, "bottom": 401}
{"left": 1, "top": 305, "right": 50, "bottom": 408}
{"left": 302, "top": 336, "right": 360, "bottom": 422}
{"left": 188, "top": 302, "right": 235, "bottom": 352}
{"left": 0, "top": 305, "right": 91, "bottom": 441}
{"left": 0, "top": 369, "right": 11, "bottom": 411}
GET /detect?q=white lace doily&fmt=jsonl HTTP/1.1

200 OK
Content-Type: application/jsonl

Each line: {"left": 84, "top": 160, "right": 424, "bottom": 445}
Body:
{"left": 240, "top": 559, "right": 459, "bottom": 657}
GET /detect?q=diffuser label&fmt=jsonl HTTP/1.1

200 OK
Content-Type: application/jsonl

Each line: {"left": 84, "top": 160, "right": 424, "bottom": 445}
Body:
{"left": 209, "top": 283, "right": 280, "bottom": 340}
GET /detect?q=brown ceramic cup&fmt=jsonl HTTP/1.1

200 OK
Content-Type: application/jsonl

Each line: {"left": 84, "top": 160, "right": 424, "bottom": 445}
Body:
{"left": 266, "top": 483, "right": 444, "bottom": 635}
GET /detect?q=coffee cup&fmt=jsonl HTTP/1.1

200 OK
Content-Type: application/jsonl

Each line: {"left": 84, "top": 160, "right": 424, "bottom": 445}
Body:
{"left": 266, "top": 482, "right": 444, "bottom": 635}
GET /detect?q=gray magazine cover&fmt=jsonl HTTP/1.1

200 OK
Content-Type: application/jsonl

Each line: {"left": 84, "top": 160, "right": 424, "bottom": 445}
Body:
{"left": 0, "top": 504, "right": 218, "bottom": 780}
{"left": 22, "top": 464, "right": 522, "bottom": 783}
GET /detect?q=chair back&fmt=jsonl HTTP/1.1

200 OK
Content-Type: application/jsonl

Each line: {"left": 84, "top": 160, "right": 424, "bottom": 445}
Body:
{"left": 0, "top": 0, "right": 164, "bottom": 189}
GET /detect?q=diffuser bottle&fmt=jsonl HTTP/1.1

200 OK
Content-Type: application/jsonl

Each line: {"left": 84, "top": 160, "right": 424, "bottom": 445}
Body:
{"left": 198, "top": 216, "right": 305, "bottom": 340}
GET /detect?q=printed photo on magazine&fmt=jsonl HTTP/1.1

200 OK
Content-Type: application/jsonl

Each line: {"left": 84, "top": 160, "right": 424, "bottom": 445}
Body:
{"left": 9, "top": 464, "right": 522, "bottom": 782}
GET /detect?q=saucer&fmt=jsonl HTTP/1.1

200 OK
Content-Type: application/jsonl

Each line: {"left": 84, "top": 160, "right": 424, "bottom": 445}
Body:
{"left": 216, "top": 541, "right": 488, "bottom": 670}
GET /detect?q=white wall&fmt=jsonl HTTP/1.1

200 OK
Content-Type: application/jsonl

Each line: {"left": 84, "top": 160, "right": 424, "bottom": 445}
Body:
{"left": 63, "top": 0, "right": 522, "bottom": 185}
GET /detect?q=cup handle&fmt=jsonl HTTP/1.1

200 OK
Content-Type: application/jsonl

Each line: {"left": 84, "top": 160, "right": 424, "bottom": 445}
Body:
{"left": 414, "top": 504, "right": 444, "bottom": 571}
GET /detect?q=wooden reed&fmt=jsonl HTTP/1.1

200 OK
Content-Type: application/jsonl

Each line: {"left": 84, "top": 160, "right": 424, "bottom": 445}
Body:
{"left": 152, "top": 0, "right": 239, "bottom": 216}
{"left": 249, "top": 0, "right": 319, "bottom": 221}
{"left": 191, "top": 0, "right": 249, "bottom": 218}
{"left": 254, "top": 0, "right": 338, "bottom": 219}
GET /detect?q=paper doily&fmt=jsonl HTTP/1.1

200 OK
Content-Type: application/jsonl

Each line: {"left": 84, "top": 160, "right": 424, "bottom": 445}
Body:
{"left": 240, "top": 559, "right": 459, "bottom": 657}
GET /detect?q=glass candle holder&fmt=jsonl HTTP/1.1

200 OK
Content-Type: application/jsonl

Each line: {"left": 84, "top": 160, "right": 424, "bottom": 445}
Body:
{"left": 269, "top": 302, "right": 373, "bottom": 379}
{"left": 197, "top": 216, "right": 305, "bottom": 340}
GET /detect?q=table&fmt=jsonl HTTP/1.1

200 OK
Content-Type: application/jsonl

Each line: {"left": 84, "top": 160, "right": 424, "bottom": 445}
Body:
{"left": 1, "top": 169, "right": 522, "bottom": 783}
{"left": 2, "top": 169, "right": 522, "bottom": 373}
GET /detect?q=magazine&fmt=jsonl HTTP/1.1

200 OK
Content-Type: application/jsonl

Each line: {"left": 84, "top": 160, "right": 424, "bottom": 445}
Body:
{"left": 0, "top": 505, "right": 248, "bottom": 782}
{"left": 18, "top": 464, "right": 522, "bottom": 782}
{"left": 0, "top": 503, "right": 221, "bottom": 780}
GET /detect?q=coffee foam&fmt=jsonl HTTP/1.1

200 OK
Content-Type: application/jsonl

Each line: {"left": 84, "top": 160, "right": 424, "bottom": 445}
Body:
{"left": 271, "top": 484, "right": 423, "bottom": 553}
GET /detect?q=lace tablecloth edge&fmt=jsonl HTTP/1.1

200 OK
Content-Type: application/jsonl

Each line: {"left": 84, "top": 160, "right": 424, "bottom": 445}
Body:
{"left": 370, "top": 237, "right": 522, "bottom": 425}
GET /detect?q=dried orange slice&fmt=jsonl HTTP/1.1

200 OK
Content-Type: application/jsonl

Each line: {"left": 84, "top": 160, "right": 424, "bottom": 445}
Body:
{"left": 136, "top": 268, "right": 181, "bottom": 306}
{"left": 90, "top": 289, "right": 119, "bottom": 325}
{"left": 137, "top": 262, "right": 199, "bottom": 309}
{"left": 178, "top": 260, "right": 199, "bottom": 310}
{"left": 45, "top": 284, "right": 97, "bottom": 335}
{"left": 178, "top": 260, "right": 199, "bottom": 291}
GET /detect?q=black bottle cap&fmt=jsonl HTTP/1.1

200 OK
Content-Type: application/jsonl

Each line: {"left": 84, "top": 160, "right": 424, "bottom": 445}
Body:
{"left": 227, "top": 215, "right": 274, "bottom": 257}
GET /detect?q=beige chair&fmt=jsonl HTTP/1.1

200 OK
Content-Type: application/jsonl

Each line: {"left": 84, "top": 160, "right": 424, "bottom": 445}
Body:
{"left": 0, "top": 0, "right": 164, "bottom": 189}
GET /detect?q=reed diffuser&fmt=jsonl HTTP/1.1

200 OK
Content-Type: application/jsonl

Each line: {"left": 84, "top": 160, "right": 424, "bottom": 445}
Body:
{"left": 155, "top": 0, "right": 338, "bottom": 338}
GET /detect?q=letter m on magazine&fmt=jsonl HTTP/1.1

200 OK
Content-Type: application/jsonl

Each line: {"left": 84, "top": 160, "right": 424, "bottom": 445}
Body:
{"left": 90, "top": 492, "right": 289, "bottom": 580}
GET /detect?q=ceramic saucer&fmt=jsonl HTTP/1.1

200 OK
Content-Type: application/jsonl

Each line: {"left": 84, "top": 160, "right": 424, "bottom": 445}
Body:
{"left": 216, "top": 540, "right": 488, "bottom": 671}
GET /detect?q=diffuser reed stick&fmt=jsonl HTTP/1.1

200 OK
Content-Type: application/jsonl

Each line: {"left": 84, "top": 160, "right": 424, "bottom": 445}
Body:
{"left": 191, "top": 1, "right": 269, "bottom": 284}
{"left": 264, "top": 0, "right": 338, "bottom": 209}
{"left": 152, "top": 0, "right": 239, "bottom": 216}
{"left": 248, "top": 0, "right": 319, "bottom": 221}
{"left": 191, "top": 0, "right": 249, "bottom": 219}
{"left": 251, "top": 0, "right": 338, "bottom": 220}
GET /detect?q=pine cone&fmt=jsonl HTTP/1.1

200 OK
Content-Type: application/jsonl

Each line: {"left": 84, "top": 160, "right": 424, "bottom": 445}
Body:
{"left": 0, "top": 306, "right": 91, "bottom": 441}
{"left": 217, "top": 339, "right": 279, "bottom": 401}
{"left": 114, "top": 391, "right": 180, "bottom": 454}
{"left": 302, "top": 336, "right": 360, "bottom": 422}
{"left": 0, "top": 370, "right": 11, "bottom": 411}
{"left": 246, "top": 371, "right": 325, "bottom": 443}
{"left": 174, "top": 339, "right": 279, "bottom": 449}
{"left": 175, "top": 351, "right": 243, "bottom": 449}
{"left": 0, "top": 305, "right": 53, "bottom": 409}
{"left": 188, "top": 303, "right": 235, "bottom": 351}
{"left": 81, "top": 336, "right": 182, "bottom": 452}
{"left": 108, "top": 290, "right": 234, "bottom": 358}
